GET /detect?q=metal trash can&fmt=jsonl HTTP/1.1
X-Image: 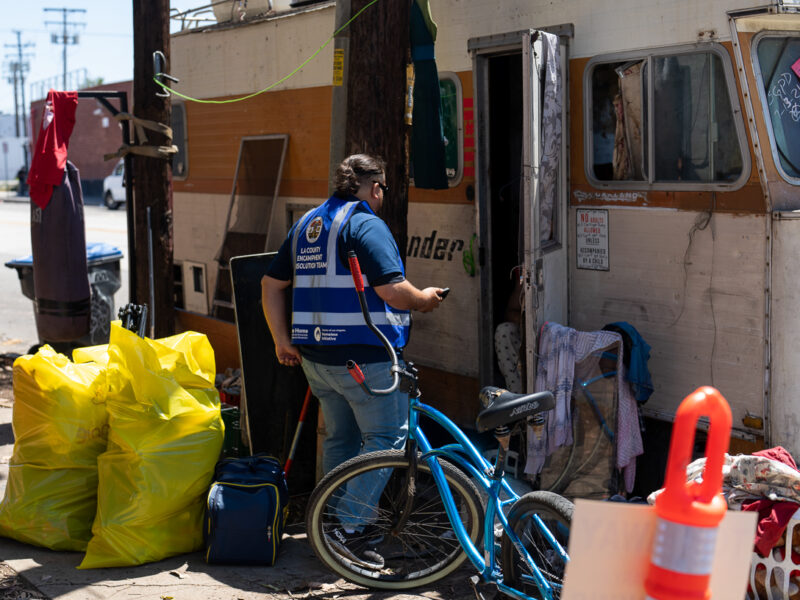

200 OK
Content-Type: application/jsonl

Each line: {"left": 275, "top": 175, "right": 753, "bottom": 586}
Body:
{"left": 5, "top": 242, "right": 124, "bottom": 347}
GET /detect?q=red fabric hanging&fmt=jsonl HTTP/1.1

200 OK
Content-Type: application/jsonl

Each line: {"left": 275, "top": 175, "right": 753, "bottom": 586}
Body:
{"left": 27, "top": 90, "right": 78, "bottom": 209}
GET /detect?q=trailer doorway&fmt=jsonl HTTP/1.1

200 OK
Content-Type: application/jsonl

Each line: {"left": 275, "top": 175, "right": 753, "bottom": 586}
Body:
{"left": 483, "top": 51, "right": 524, "bottom": 390}
{"left": 472, "top": 29, "right": 570, "bottom": 391}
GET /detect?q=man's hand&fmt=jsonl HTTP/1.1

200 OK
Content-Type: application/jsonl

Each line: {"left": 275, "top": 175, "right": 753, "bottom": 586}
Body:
{"left": 262, "top": 275, "right": 302, "bottom": 367}
{"left": 417, "top": 287, "right": 446, "bottom": 313}
{"left": 374, "top": 280, "right": 447, "bottom": 313}
{"left": 275, "top": 342, "right": 302, "bottom": 367}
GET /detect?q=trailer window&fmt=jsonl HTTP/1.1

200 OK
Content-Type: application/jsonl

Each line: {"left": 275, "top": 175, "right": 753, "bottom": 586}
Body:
{"left": 587, "top": 46, "right": 746, "bottom": 188}
{"left": 755, "top": 35, "right": 800, "bottom": 183}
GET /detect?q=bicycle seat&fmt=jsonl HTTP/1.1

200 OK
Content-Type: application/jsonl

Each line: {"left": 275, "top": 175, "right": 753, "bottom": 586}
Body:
{"left": 475, "top": 386, "right": 555, "bottom": 432}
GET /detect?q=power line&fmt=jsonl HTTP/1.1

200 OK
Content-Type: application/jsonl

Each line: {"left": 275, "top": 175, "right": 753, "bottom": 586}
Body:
{"left": 43, "top": 7, "right": 86, "bottom": 90}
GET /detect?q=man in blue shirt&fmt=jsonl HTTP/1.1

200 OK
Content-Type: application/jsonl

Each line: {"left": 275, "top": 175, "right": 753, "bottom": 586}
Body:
{"left": 261, "top": 154, "right": 444, "bottom": 568}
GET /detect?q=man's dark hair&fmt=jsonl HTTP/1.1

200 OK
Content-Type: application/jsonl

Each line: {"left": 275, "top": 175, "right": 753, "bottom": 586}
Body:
{"left": 333, "top": 154, "right": 386, "bottom": 198}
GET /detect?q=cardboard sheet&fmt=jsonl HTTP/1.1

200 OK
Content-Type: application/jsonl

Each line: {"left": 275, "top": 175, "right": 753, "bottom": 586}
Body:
{"left": 562, "top": 499, "right": 757, "bottom": 600}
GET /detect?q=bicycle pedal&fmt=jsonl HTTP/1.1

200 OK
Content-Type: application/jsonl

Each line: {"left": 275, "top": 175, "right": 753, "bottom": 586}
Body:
{"left": 469, "top": 575, "right": 498, "bottom": 600}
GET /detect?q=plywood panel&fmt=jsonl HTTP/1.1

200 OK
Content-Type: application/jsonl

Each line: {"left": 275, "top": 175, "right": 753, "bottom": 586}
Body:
{"left": 175, "top": 308, "right": 240, "bottom": 371}
{"left": 569, "top": 208, "right": 766, "bottom": 433}
{"left": 175, "top": 85, "right": 331, "bottom": 197}
{"left": 404, "top": 202, "right": 480, "bottom": 377}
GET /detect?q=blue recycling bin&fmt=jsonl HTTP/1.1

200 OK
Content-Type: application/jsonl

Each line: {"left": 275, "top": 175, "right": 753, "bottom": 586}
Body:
{"left": 5, "top": 242, "right": 124, "bottom": 346}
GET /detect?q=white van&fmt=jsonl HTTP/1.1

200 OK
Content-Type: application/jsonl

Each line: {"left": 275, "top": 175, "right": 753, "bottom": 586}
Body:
{"left": 102, "top": 160, "right": 125, "bottom": 210}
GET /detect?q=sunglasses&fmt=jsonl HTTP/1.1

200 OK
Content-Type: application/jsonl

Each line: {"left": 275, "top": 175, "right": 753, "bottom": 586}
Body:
{"left": 373, "top": 181, "right": 389, "bottom": 194}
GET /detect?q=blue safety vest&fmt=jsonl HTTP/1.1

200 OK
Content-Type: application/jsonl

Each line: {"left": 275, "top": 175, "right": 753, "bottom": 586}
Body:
{"left": 290, "top": 197, "right": 410, "bottom": 348}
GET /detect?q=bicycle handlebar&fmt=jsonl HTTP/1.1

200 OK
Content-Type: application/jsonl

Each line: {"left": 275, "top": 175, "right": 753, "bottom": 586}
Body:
{"left": 346, "top": 251, "right": 401, "bottom": 395}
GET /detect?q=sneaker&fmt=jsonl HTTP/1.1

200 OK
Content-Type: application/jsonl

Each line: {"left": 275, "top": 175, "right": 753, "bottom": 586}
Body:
{"left": 327, "top": 527, "right": 385, "bottom": 569}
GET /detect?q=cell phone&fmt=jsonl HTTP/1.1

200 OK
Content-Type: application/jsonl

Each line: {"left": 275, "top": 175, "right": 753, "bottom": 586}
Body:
{"left": 440, "top": 287, "right": 450, "bottom": 300}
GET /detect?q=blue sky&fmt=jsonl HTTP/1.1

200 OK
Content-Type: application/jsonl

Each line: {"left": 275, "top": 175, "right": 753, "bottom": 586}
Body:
{"left": 0, "top": 1, "right": 198, "bottom": 121}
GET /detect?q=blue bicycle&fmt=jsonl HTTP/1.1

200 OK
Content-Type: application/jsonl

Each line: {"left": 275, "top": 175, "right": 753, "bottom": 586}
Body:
{"left": 305, "top": 252, "right": 572, "bottom": 599}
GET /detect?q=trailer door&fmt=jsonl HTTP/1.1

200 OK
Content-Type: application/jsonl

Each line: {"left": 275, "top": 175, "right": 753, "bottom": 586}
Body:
{"left": 522, "top": 31, "right": 568, "bottom": 390}
{"left": 472, "top": 28, "right": 570, "bottom": 391}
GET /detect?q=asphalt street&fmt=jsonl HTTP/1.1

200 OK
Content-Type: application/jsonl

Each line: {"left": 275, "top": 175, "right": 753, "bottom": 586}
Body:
{"left": 0, "top": 192, "right": 128, "bottom": 356}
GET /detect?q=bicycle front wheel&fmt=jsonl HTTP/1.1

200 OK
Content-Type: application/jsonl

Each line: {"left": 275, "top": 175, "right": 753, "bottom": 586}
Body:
{"left": 306, "top": 449, "right": 484, "bottom": 589}
{"left": 500, "top": 491, "right": 573, "bottom": 600}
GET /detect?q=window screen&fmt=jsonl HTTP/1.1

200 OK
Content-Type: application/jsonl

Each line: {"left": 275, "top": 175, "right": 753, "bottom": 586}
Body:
{"left": 588, "top": 47, "right": 744, "bottom": 186}
{"left": 756, "top": 35, "right": 800, "bottom": 182}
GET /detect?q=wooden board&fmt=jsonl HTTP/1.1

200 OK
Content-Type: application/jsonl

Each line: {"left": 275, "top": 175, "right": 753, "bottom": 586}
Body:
{"left": 229, "top": 252, "right": 317, "bottom": 494}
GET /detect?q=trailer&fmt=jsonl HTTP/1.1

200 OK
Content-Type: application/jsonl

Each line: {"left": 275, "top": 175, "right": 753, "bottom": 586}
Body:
{"left": 168, "top": 0, "right": 800, "bottom": 466}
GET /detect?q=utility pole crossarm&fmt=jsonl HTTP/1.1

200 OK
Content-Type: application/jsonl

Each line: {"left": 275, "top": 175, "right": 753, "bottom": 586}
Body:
{"left": 44, "top": 7, "right": 86, "bottom": 90}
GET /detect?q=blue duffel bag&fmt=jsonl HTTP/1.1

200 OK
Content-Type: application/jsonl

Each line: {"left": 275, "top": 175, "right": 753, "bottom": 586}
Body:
{"left": 204, "top": 454, "right": 289, "bottom": 565}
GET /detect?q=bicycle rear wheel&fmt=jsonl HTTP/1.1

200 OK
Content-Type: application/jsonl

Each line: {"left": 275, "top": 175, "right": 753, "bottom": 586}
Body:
{"left": 500, "top": 491, "right": 573, "bottom": 599}
{"left": 306, "top": 449, "right": 484, "bottom": 589}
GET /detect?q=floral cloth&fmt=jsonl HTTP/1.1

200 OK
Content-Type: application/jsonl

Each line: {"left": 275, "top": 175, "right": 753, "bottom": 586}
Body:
{"left": 647, "top": 452, "right": 800, "bottom": 508}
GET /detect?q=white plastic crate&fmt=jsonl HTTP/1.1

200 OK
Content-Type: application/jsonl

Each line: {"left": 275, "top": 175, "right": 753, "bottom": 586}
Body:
{"left": 747, "top": 508, "right": 800, "bottom": 600}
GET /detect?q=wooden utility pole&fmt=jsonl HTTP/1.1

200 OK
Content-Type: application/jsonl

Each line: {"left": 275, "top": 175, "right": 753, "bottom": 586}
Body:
{"left": 132, "top": 0, "right": 174, "bottom": 336}
{"left": 344, "top": 0, "right": 411, "bottom": 260}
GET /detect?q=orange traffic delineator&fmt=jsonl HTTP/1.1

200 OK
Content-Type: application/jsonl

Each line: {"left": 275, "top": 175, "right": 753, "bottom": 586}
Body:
{"left": 644, "top": 386, "right": 732, "bottom": 600}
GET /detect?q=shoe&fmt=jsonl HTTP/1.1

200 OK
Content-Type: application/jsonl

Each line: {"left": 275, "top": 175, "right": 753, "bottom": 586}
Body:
{"left": 327, "top": 527, "right": 385, "bottom": 569}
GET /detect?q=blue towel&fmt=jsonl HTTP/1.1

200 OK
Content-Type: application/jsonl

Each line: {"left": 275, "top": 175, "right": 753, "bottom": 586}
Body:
{"left": 606, "top": 321, "right": 654, "bottom": 405}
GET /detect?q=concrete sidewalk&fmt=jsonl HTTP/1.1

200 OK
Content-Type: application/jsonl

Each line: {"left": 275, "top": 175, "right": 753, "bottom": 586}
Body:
{"left": 0, "top": 400, "right": 473, "bottom": 600}
{"left": 0, "top": 189, "right": 28, "bottom": 203}
{"left": 0, "top": 189, "right": 104, "bottom": 206}
{"left": 0, "top": 529, "right": 340, "bottom": 600}
{"left": 0, "top": 527, "right": 474, "bottom": 600}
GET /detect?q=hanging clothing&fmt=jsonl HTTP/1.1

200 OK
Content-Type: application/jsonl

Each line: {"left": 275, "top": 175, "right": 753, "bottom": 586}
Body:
{"left": 409, "top": 0, "right": 448, "bottom": 189}
{"left": 526, "top": 322, "right": 644, "bottom": 492}
{"left": 538, "top": 31, "right": 561, "bottom": 243}
{"left": 603, "top": 321, "right": 654, "bottom": 404}
{"left": 27, "top": 90, "right": 78, "bottom": 210}
{"left": 31, "top": 161, "right": 90, "bottom": 342}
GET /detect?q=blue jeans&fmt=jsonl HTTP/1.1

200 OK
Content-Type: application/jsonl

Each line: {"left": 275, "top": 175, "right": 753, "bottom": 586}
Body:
{"left": 302, "top": 357, "right": 408, "bottom": 529}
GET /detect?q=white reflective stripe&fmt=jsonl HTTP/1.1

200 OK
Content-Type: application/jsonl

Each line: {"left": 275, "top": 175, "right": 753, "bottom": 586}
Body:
{"left": 650, "top": 519, "right": 717, "bottom": 576}
{"left": 386, "top": 311, "right": 405, "bottom": 326}
{"left": 294, "top": 311, "right": 410, "bottom": 326}
{"left": 295, "top": 273, "right": 370, "bottom": 289}
{"left": 325, "top": 201, "right": 358, "bottom": 276}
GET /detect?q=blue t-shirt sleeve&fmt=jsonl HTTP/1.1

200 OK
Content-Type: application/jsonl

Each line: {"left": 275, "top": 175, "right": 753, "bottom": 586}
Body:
{"left": 265, "top": 223, "right": 297, "bottom": 281}
{"left": 341, "top": 213, "right": 404, "bottom": 287}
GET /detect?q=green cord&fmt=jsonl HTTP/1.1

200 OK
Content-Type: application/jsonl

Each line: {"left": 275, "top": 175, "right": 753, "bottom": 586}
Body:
{"left": 153, "top": 0, "right": 381, "bottom": 104}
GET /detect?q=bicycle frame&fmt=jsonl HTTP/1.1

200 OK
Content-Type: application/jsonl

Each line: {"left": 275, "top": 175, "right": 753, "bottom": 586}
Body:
{"left": 341, "top": 250, "right": 568, "bottom": 599}
{"left": 408, "top": 396, "right": 569, "bottom": 600}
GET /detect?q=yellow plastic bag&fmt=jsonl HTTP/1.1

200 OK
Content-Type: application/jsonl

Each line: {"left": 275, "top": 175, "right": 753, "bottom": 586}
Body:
{"left": 79, "top": 323, "right": 224, "bottom": 568}
{"left": 0, "top": 347, "right": 108, "bottom": 551}
{"left": 73, "top": 326, "right": 216, "bottom": 389}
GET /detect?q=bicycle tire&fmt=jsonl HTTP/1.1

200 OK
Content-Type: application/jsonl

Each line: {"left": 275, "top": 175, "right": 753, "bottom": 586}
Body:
{"left": 306, "top": 449, "right": 484, "bottom": 589}
{"left": 500, "top": 491, "right": 573, "bottom": 600}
